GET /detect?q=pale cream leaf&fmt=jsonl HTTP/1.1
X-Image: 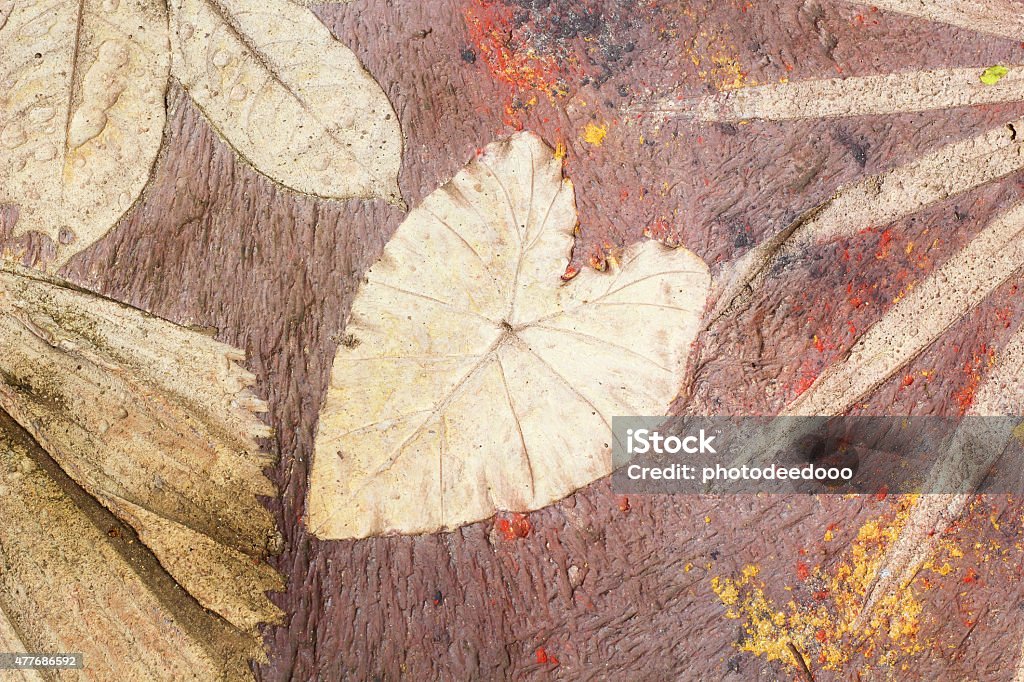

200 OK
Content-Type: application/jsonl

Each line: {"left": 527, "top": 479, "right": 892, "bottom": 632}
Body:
{"left": 309, "top": 132, "right": 710, "bottom": 539}
{"left": 169, "top": 0, "right": 402, "bottom": 203}
{"left": 0, "top": 0, "right": 169, "bottom": 268}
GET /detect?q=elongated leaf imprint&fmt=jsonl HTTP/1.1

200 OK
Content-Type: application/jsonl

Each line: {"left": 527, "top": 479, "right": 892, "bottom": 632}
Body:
{"left": 720, "top": 198, "right": 1024, "bottom": 475}
{"left": 860, "top": 0, "right": 1024, "bottom": 40}
{"left": 709, "top": 119, "right": 1024, "bottom": 323}
{"left": 309, "top": 132, "right": 710, "bottom": 539}
{"left": 169, "top": 0, "right": 402, "bottom": 203}
{"left": 0, "top": 0, "right": 169, "bottom": 268}
{"left": 784, "top": 199, "right": 1024, "bottom": 418}
{"left": 663, "top": 66, "right": 1024, "bottom": 122}
{"left": 688, "top": 1, "right": 1024, "bottom": 671}
{"left": 853, "top": 325, "right": 1024, "bottom": 631}
{"left": 0, "top": 264, "right": 282, "bottom": 677}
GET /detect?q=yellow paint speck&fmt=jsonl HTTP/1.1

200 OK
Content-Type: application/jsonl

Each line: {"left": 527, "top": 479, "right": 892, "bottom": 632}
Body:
{"left": 980, "top": 65, "right": 1009, "bottom": 85}
{"left": 553, "top": 142, "right": 566, "bottom": 160}
{"left": 582, "top": 122, "right": 607, "bottom": 146}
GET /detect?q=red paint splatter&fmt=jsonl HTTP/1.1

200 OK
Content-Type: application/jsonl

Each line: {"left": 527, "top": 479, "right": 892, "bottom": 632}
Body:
{"left": 995, "top": 307, "right": 1014, "bottom": 328}
{"left": 462, "top": 0, "right": 575, "bottom": 127}
{"left": 643, "top": 217, "right": 676, "bottom": 245}
{"left": 794, "top": 372, "right": 817, "bottom": 396}
{"left": 617, "top": 496, "right": 631, "bottom": 513}
{"left": 954, "top": 344, "right": 996, "bottom": 414}
{"left": 497, "top": 513, "right": 532, "bottom": 540}
{"left": 535, "top": 647, "right": 560, "bottom": 666}
{"left": 962, "top": 568, "right": 979, "bottom": 584}
{"left": 796, "top": 561, "right": 810, "bottom": 581}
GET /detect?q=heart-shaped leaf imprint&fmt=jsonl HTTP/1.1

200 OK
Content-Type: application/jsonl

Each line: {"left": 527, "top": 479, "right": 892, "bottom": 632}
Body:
{"left": 309, "top": 131, "right": 710, "bottom": 539}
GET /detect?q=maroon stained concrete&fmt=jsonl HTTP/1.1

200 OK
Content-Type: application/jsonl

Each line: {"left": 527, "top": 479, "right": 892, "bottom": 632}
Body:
{"left": 4, "top": 0, "right": 1024, "bottom": 679}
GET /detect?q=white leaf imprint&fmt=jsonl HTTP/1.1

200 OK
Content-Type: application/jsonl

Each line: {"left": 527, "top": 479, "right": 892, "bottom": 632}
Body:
{"left": 0, "top": 0, "right": 169, "bottom": 268}
{"left": 709, "top": 119, "right": 1024, "bottom": 323}
{"left": 854, "top": 0, "right": 1024, "bottom": 41}
{"left": 169, "top": 0, "right": 403, "bottom": 204}
{"left": 720, "top": 199, "right": 1024, "bottom": 474}
{"left": 308, "top": 132, "right": 710, "bottom": 539}
{"left": 784, "top": 199, "right": 1024, "bottom": 418}
{"left": 853, "top": 326, "right": 1024, "bottom": 629}
{"left": 675, "top": 66, "right": 1024, "bottom": 122}
{"left": 0, "top": 263, "right": 282, "bottom": 675}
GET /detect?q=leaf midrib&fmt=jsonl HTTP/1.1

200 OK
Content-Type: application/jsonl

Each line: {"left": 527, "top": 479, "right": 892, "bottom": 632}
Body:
{"left": 201, "top": 0, "right": 380, "bottom": 181}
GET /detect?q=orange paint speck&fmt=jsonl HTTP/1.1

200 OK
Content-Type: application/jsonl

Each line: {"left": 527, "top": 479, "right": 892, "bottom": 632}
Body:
{"left": 535, "top": 647, "right": 559, "bottom": 666}
{"left": 464, "top": 1, "right": 567, "bottom": 95}
{"left": 498, "top": 513, "right": 532, "bottom": 540}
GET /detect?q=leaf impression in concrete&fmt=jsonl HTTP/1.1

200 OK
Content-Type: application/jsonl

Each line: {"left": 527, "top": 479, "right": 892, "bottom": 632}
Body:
{"left": 0, "top": 263, "right": 282, "bottom": 678}
{"left": 0, "top": 0, "right": 170, "bottom": 269}
{"left": 683, "top": 66, "right": 1024, "bottom": 122}
{"left": 782, "top": 198, "right": 1024, "bottom": 419}
{"left": 169, "top": 0, "right": 403, "bottom": 204}
{"left": 864, "top": 0, "right": 1024, "bottom": 41}
{"left": 855, "top": 323, "right": 1024, "bottom": 630}
{"left": 308, "top": 131, "right": 710, "bottom": 539}
{"left": 720, "top": 197, "right": 1024, "bottom": 475}
{"left": 708, "top": 119, "right": 1024, "bottom": 324}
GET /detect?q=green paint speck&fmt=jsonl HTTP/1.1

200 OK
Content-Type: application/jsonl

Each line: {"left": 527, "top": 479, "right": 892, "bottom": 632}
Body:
{"left": 980, "top": 65, "right": 1009, "bottom": 85}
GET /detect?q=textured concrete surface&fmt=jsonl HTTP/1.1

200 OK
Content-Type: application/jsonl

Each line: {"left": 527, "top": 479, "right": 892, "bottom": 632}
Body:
{"left": 5, "top": 0, "right": 1024, "bottom": 679}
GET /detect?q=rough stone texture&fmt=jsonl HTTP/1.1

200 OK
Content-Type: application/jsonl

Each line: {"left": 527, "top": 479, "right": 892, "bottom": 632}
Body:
{"left": 4, "top": 0, "right": 1024, "bottom": 679}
